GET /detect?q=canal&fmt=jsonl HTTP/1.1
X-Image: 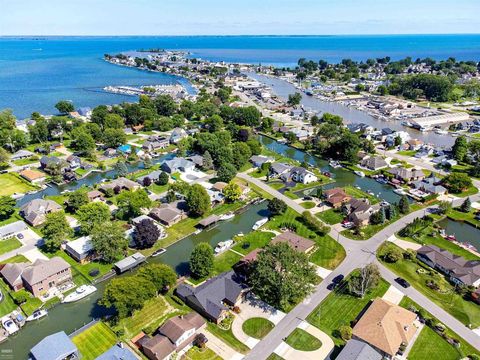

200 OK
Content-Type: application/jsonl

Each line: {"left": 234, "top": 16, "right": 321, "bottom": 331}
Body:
{"left": 437, "top": 218, "right": 480, "bottom": 252}
{"left": 248, "top": 72, "right": 455, "bottom": 148}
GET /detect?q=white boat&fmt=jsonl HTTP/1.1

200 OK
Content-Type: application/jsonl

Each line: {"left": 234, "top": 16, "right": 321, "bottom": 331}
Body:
{"left": 393, "top": 188, "right": 407, "bottom": 196}
{"left": 329, "top": 160, "right": 342, "bottom": 169}
{"left": 236, "top": 232, "right": 244, "bottom": 237}
{"left": 215, "top": 239, "right": 234, "bottom": 254}
{"left": 367, "top": 190, "right": 375, "bottom": 196}
{"left": 354, "top": 170, "right": 365, "bottom": 177}
{"left": 152, "top": 248, "right": 166, "bottom": 257}
{"left": 219, "top": 212, "right": 235, "bottom": 221}
{"left": 62, "top": 285, "right": 97, "bottom": 303}
{"left": 435, "top": 129, "right": 448, "bottom": 135}
{"left": 2, "top": 317, "right": 19, "bottom": 335}
{"left": 26, "top": 309, "right": 48, "bottom": 322}
{"left": 252, "top": 218, "right": 268, "bottom": 230}
{"left": 401, "top": 121, "right": 412, "bottom": 127}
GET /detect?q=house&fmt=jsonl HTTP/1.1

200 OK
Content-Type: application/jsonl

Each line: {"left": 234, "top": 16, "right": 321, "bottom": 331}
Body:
{"left": 65, "top": 236, "right": 94, "bottom": 263}
{"left": 269, "top": 162, "right": 293, "bottom": 178}
{"left": 19, "top": 169, "right": 47, "bottom": 183}
{"left": 212, "top": 182, "right": 228, "bottom": 192}
{"left": 271, "top": 232, "right": 315, "bottom": 253}
{"left": 170, "top": 128, "right": 188, "bottom": 144}
{"left": 250, "top": 155, "right": 274, "bottom": 168}
{"left": 137, "top": 170, "right": 164, "bottom": 185}
{"left": 11, "top": 149, "right": 35, "bottom": 161}
{"left": 336, "top": 338, "right": 383, "bottom": 360}
{"left": 360, "top": 156, "right": 388, "bottom": 171}
{"left": 20, "top": 199, "right": 62, "bottom": 226}
{"left": 143, "top": 137, "right": 170, "bottom": 152}
{"left": 40, "top": 156, "right": 66, "bottom": 173}
{"left": 187, "top": 155, "right": 204, "bottom": 168}
{"left": 343, "top": 198, "right": 381, "bottom": 227}
{"left": 0, "top": 220, "right": 29, "bottom": 240}
{"left": 406, "top": 139, "right": 423, "bottom": 150}
{"left": 1, "top": 257, "right": 72, "bottom": 297}
{"left": 161, "top": 158, "right": 195, "bottom": 174}
{"left": 141, "top": 312, "right": 205, "bottom": 360}
{"left": 96, "top": 343, "right": 137, "bottom": 360}
{"left": 324, "top": 188, "right": 351, "bottom": 208}
{"left": 30, "top": 331, "right": 79, "bottom": 360}
{"left": 114, "top": 252, "right": 147, "bottom": 274}
{"left": 287, "top": 167, "right": 318, "bottom": 184}
{"left": 417, "top": 245, "right": 480, "bottom": 287}
{"left": 351, "top": 298, "right": 418, "bottom": 359}
{"left": 104, "top": 148, "right": 117, "bottom": 157}
{"left": 66, "top": 155, "right": 81, "bottom": 169}
{"left": 412, "top": 174, "right": 447, "bottom": 195}
{"left": 388, "top": 167, "right": 425, "bottom": 183}
{"left": 176, "top": 271, "right": 248, "bottom": 323}
{"left": 99, "top": 177, "right": 140, "bottom": 193}
{"left": 87, "top": 190, "right": 104, "bottom": 202}
{"left": 149, "top": 205, "right": 186, "bottom": 227}
{"left": 77, "top": 107, "right": 92, "bottom": 118}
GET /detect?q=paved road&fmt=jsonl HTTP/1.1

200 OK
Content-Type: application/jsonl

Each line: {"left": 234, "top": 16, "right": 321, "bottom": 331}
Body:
{"left": 239, "top": 172, "right": 480, "bottom": 359}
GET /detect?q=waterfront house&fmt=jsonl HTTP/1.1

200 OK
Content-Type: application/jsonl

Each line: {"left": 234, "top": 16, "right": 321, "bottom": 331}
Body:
{"left": 360, "top": 156, "right": 388, "bottom": 171}
{"left": 176, "top": 271, "right": 248, "bottom": 323}
{"left": 87, "top": 190, "right": 104, "bottom": 202}
{"left": 336, "top": 338, "right": 383, "bottom": 360}
{"left": 388, "top": 167, "right": 425, "bottom": 183}
{"left": 140, "top": 312, "right": 205, "bottom": 360}
{"left": 250, "top": 155, "right": 275, "bottom": 168}
{"left": 65, "top": 236, "right": 94, "bottom": 263}
{"left": 40, "top": 156, "right": 67, "bottom": 173}
{"left": 143, "top": 137, "right": 170, "bottom": 152}
{"left": 269, "top": 162, "right": 293, "bottom": 179}
{"left": 0, "top": 220, "right": 29, "bottom": 240}
{"left": 11, "top": 149, "right": 35, "bottom": 161}
{"left": 66, "top": 155, "right": 81, "bottom": 169}
{"left": 271, "top": 232, "right": 315, "bottom": 253}
{"left": 19, "top": 168, "right": 47, "bottom": 183}
{"left": 99, "top": 177, "right": 140, "bottom": 193}
{"left": 417, "top": 245, "right": 480, "bottom": 287}
{"left": 412, "top": 174, "right": 447, "bottom": 195}
{"left": 20, "top": 199, "right": 62, "bottom": 226}
{"left": 1, "top": 257, "right": 72, "bottom": 297}
{"left": 170, "top": 128, "right": 188, "bottom": 144}
{"left": 323, "top": 188, "right": 351, "bottom": 208}
{"left": 286, "top": 167, "right": 318, "bottom": 184}
{"left": 96, "top": 343, "right": 137, "bottom": 360}
{"left": 149, "top": 204, "right": 186, "bottom": 227}
{"left": 114, "top": 252, "right": 147, "bottom": 274}
{"left": 343, "top": 198, "right": 381, "bottom": 227}
{"left": 30, "top": 331, "right": 79, "bottom": 360}
{"left": 161, "top": 157, "right": 195, "bottom": 174}
{"left": 351, "top": 298, "right": 419, "bottom": 359}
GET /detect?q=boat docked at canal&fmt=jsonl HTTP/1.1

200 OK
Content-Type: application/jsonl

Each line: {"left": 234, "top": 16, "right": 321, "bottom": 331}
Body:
{"left": 219, "top": 212, "right": 235, "bottom": 221}
{"left": 1, "top": 317, "right": 19, "bottom": 335}
{"left": 329, "top": 160, "right": 342, "bottom": 169}
{"left": 62, "top": 285, "right": 97, "bottom": 303}
{"left": 393, "top": 188, "right": 407, "bottom": 196}
{"left": 252, "top": 218, "right": 268, "bottom": 230}
{"left": 152, "top": 248, "right": 167, "bottom": 257}
{"left": 26, "top": 309, "right": 48, "bottom": 322}
{"left": 215, "top": 239, "right": 234, "bottom": 254}
{"left": 354, "top": 170, "right": 365, "bottom": 177}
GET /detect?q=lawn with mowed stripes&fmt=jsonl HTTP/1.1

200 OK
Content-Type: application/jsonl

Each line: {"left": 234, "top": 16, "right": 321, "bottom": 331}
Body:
{"left": 72, "top": 322, "right": 117, "bottom": 360}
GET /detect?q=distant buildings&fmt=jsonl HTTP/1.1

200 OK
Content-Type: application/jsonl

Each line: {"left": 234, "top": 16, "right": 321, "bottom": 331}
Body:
{"left": 360, "top": 156, "right": 388, "bottom": 171}
{"left": 388, "top": 167, "right": 425, "bottom": 183}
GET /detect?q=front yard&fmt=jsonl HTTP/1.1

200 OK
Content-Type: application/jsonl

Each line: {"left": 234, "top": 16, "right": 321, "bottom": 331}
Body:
{"left": 242, "top": 317, "right": 275, "bottom": 339}
{"left": 316, "top": 208, "right": 344, "bottom": 225}
{"left": 206, "top": 321, "right": 250, "bottom": 354}
{"left": 378, "top": 242, "right": 480, "bottom": 327}
{"left": 285, "top": 328, "right": 322, "bottom": 351}
{"left": 72, "top": 322, "right": 118, "bottom": 360}
{"left": 0, "top": 237, "right": 22, "bottom": 255}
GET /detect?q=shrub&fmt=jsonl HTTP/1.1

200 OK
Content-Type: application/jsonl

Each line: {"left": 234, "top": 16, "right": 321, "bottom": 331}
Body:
{"left": 12, "top": 289, "right": 29, "bottom": 305}
{"left": 382, "top": 246, "right": 403, "bottom": 263}
{"left": 339, "top": 325, "right": 352, "bottom": 340}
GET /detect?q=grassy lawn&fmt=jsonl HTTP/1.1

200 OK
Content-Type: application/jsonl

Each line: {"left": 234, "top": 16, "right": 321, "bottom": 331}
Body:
{"left": 0, "top": 237, "right": 22, "bottom": 255}
{"left": 72, "top": 322, "right": 118, "bottom": 360}
{"left": 13, "top": 157, "right": 39, "bottom": 166}
{"left": 148, "top": 182, "right": 169, "bottom": 195}
{"left": 341, "top": 219, "right": 395, "bottom": 240}
{"left": 19, "top": 294, "right": 43, "bottom": 316}
{"left": 344, "top": 185, "right": 378, "bottom": 204}
{"left": 266, "top": 354, "right": 284, "bottom": 360}
{"left": 0, "top": 279, "right": 18, "bottom": 317}
{"left": 112, "top": 295, "right": 180, "bottom": 339}
{"left": 183, "top": 347, "right": 223, "bottom": 360}
{"left": 0, "top": 173, "right": 36, "bottom": 196}
{"left": 397, "top": 150, "right": 417, "bottom": 157}
{"left": 400, "top": 297, "right": 480, "bottom": 358}
{"left": 447, "top": 209, "right": 480, "bottom": 227}
{"left": 300, "top": 201, "right": 316, "bottom": 209}
{"left": 268, "top": 182, "right": 285, "bottom": 191}
{"left": 283, "top": 190, "right": 299, "bottom": 199}
{"left": 316, "top": 208, "right": 344, "bottom": 225}
{"left": 285, "top": 328, "right": 322, "bottom": 351}
{"left": 242, "top": 317, "right": 275, "bottom": 339}
{"left": 231, "top": 231, "right": 275, "bottom": 255}
{"left": 206, "top": 322, "right": 250, "bottom": 354}
{"left": 0, "top": 254, "right": 29, "bottom": 264}
{"left": 307, "top": 276, "right": 389, "bottom": 347}
{"left": 378, "top": 242, "right": 480, "bottom": 327}
{"left": 455, "top": 185, "right": 479, "bottom": 198}
{"left": 213, "top": 251, "right": 242, "bottom": 275}
{"left": 267, "top": 208, "right": 346, "bottom": 269}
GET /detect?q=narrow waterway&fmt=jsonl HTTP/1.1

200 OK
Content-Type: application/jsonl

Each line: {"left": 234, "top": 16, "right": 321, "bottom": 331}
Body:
{"left": 249, "top": 73, "right": 455, "bottom": 148}
{"left": 437, "top": 218, "right": 480, "bottom": 252}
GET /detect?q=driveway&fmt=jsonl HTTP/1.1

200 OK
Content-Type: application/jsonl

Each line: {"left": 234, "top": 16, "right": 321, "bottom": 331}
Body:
{"left": 0, "top": 228, "right": 43, "bottom": 262}
{"left": 203, "top": 329, "right": 244, "bottom": 360}
{"left": 382, "top": 285, "right": 404, "bottom": 305}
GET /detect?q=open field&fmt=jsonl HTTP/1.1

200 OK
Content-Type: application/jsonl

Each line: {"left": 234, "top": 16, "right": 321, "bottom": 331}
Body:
{"left": 0, "top": 173, "right": 36, "bottom": 196}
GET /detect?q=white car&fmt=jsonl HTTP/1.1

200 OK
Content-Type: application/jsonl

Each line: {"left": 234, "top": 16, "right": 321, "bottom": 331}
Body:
{"left": 342, "top": 222, "right": 354, "bottom": 229}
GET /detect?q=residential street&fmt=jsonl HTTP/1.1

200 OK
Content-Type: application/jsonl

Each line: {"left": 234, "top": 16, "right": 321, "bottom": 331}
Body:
{"left": 240, "top": 171, "right": 480, "bottom": 359}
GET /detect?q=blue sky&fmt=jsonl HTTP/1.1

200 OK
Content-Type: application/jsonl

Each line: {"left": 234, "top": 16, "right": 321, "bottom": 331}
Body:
{"left": 1, "top": 0, "right": 479, "bottom": 35}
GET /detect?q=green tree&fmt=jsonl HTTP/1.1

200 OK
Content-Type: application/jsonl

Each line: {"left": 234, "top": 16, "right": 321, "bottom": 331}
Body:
{"left": 91, "top": 222, "right": 128, "bottom": 263}
{"left": 137, "top": 263, "right": 177, "bottom": 292}
{"left": 104, "top": 113, "right": 125, "bottom": 129}
{"left": 77, "top": 202, "right": 111, "bottom": 234}
{"left": 66, "top": 189, "right": 89, "bottom": 212}
{"left": 381, "top": 246, "right": 403, "bottom": 263}
{"left": 438, "top": 200, "right": 452, "bottom": 215}
{"left": 443, "top": 173, "right": 472, "bottom": 193}
{"left": 100, "top": 275, "right": 156, "bottom": 318}
{"left": 157, "top": 171, "right": 169, "bottom": 186}
{"left": 287, "top": 93, "right": 302, "bottom": 106}
{"left": 222, "top": 182, "right": 242, "bottom": 202}
{"left": 0, "top": 196, "right": 15, "bottom": 220}
{"left": 267, "top": 198, "right": 287, "bottom": 216}
{"left": 217, "top": 163, "right": 237, "bottom": 182}
{"left": 202, "top": 151, "right": 214, "bottom": 170}
{"left": 339, "top": 325, "right": 353, "bottom": 341}
{"left": 103, "top": 128, "right": 127, "bottom": 148}
{"left": 186, "top": 184, "right": 211, "bottom": 217}
{"left": 452, "top": 136, "right": 468, "bottom": 162}
{"left": 114, "top": 160, "right": 128, "bottom": 177}
{"left": 71, "top": 128, "right": 95, "bottom": 154}
{"left": 232, "top": 142, "right": 252, "bottom": 169}
{"left": 460, "top": 197, "right": 472, "bottom": 213}
{"left": 249, "top": 242, "right": 317, "bottom": 311}
{"left": 348, "top": 263, "right": 380, "bottom": 298}
{"left": 189, "top": 242, "right": 214, "bottom": 279}
{"left": 42, "top": 211, "right": 73, "bottom": 252}
{"left": 55, "top": 100, "right": 74, "bottom": 114}
{"left": 398, "top": 196, "right": 410, "bottom": 214}
{"left": 117, "top": 189, "right": 152, "bottom": 218}
{"left": 154, "top": 94, "right": 177, "bottom": 116}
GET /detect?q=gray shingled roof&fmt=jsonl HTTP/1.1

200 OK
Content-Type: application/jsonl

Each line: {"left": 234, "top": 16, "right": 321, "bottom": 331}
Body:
{"left": 22, "top": 257, "right": 70, "bottom": 285}
{"left": 336, "top": 339, "right": 383, "bottom": 360}
{"left": 30, "top": 331, "right": 78, "bottom": 360}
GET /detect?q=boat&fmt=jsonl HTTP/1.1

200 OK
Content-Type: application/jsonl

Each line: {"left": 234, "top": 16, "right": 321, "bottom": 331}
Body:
{"left": 26, "top": 309, "right": 48, "bottom": 322}
{"left": 152, "top": 248, "right": 166, "bottom": 257}
{"left": 193, "top": 229, "right": 202, "bottom": 235}
{"left": 236, "top": 232, "right": 244, "bottom": 237}
{"left": 62, "top": 285, "right": 97, "bottom": 303}
{"left": 354, "top": 170, "right": 365, "bottom": 177}
{"left": 401, "top": 121, "right": 412, "bottom": 127}
{"left": 252, "top": 218, "right": 268, "bottom": 230}
{"left": 219, "top": 212, "right": 235, "bottom": 221}
{"left": 434, "top": 129, "right": 448, "bottom": 135}
{"left": 329, "top": 160, "right": 342, "bottom": 169}
{"left": 355, "top": 185, "right": 361, "bottom": 190}
{"left": 446, "top": 235, "right": 457, "bottom": 241}
{"left": 367, "top": 190, "right": 375, "bottom": 196}
{"left": 393, "top": 188, "right": 407, "bottom": 195}
{"left": 60, "top": 189, "right": 72, "bottom": 195}
{"left": 1, "top": 317, "right": 19, "bottom": 335}
{"left": 215, "top": 239, "right": 234, "bottom": 254}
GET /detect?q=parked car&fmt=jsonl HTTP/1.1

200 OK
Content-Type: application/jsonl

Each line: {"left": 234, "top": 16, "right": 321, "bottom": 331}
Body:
{"left": 395, "top": 277, "right": 410, "bottom": 288}
{"left": 342, "top": 221, "right": 354, "bottom": 229}
{"left": 303, "top": 196, "right": 313, "bottom": 201}
{"left": 332, "top": 274, "right": 344, "bottom": 284}
{"left": 17, "top": 233, "right": 24, "bottom": 240}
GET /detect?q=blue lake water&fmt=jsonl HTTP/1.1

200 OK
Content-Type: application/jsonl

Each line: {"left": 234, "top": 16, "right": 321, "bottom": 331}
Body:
{"left": 1, "top": 35, "right": 480, "bottom": 118}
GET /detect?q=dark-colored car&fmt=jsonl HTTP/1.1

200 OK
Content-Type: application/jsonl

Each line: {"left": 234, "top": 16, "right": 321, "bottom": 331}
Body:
{"left": 326, "top": 282, "right": 338, "bottom": 291}
{"left": 332, "top": 274, "right": 344, "bottom": 284}
{"left": 395, "top": 277, "right": 411, "bottom": 288}
{"left": 303, "top": 196, "right": 313, "bottom": 201}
